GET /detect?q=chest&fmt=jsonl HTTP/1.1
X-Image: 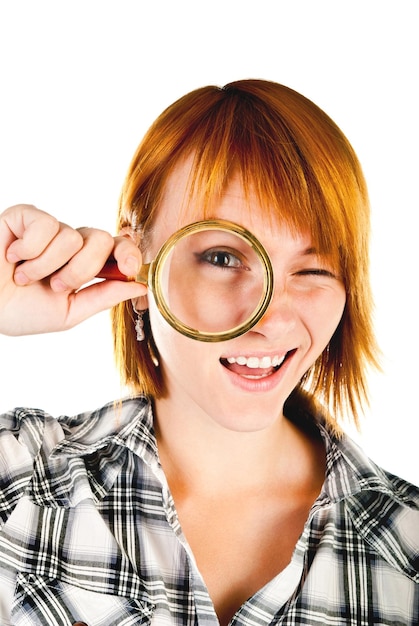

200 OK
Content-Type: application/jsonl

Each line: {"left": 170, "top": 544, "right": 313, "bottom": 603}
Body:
{"left": 175, "top": 491, "right": 317, "bottom": 626}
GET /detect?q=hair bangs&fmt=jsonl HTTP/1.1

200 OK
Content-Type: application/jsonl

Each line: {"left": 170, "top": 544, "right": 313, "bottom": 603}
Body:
{"left": 175, "top": 90, "right": 359, "bottom": 277}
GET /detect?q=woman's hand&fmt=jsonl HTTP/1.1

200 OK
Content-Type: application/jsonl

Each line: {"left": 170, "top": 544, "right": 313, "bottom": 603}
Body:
{"left": 0, "top": 204, "right": 146, "bottom": 336}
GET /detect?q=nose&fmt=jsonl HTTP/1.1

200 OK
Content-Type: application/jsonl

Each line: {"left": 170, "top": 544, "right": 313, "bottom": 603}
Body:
{"left": 252, "top": 283, "right": 297, "bottom": 337}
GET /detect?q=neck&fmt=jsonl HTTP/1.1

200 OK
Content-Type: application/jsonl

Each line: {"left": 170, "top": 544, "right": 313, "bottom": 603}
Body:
{"left": 154, "top": 395, "right": 325, "bottom": 497}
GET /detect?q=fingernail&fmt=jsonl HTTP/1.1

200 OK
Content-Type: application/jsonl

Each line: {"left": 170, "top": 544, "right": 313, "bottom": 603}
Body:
{"left": 51, "top": 277, "right": 68, "bottom": 292}
{"left": 125, "top": 256, "right": 140, "bottom": 275}
{"left": 14, "top": 270, "right": 29, "bottom": 285}
{"left": 7, "top": 251, "right": 20, "bottom": 263}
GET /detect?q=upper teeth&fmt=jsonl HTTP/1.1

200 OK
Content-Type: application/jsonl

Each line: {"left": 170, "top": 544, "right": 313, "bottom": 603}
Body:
{"left": 226, "top": 355, "right": 285, "bottom": 369}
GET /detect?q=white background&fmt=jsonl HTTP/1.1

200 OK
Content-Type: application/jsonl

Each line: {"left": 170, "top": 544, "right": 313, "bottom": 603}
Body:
{"left": 0, "top": 1, "right": 417, "bottom": 484}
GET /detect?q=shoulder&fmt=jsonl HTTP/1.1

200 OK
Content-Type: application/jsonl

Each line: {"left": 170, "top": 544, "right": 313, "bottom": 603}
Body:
{"left": 0, "top": 397, "right": 152, "bottom": 523}
{"left": 340, "top": 447, "right": 419, "bottom": 583}
{"left": 0, "top": 406, "right": 64, "bottom": 479}
{"left": 285, "top": 389, "right": 419, "bottom": 582}
{"left": 0, "top": 407, "right": 63, "bottom": 526}
{"left": 0, "top": 397, "right": 151, "bottom": 452}
{"left": 325, "top": 425, "right": 419, "bottom": 583}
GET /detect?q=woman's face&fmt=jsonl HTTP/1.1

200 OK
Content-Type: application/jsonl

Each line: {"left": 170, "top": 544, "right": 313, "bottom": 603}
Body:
{"left": 145, "top": 159, "right": 346, "bottom": 433}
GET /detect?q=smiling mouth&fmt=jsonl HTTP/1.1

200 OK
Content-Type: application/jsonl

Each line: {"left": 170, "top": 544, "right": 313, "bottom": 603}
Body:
{"left": 220, "top": 350, "right": 296, "bottom": 379}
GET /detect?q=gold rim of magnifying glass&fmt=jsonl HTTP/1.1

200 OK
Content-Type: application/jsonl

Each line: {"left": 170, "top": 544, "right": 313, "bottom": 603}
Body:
{"left": 146, "top": 219, "right": 274, "bottom": 342}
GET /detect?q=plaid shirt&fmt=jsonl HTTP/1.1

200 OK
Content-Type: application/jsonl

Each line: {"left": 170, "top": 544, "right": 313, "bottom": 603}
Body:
{"left": 0, "top": 397, "right": 418, "bottom": 626}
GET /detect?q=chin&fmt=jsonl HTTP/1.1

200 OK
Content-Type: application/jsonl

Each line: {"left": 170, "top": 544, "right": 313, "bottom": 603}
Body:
{"left": 208, "top": 404, "right": 283, "bottom": 434}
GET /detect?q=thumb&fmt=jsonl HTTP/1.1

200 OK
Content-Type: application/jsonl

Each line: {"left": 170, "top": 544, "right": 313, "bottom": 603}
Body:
{"left": 64, "top": 280, "right": 147, "bottom": 329}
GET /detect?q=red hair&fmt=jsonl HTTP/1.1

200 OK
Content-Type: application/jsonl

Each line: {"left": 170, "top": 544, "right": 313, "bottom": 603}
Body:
{"left": 112, "top": 80, "right": 380, "bottom": 427}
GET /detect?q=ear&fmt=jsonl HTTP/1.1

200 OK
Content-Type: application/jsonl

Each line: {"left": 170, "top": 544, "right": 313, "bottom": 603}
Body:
{"left": 118, "top": 226, "right": 142, "bottom": 246}
{"left": 132, "top": 294, "right": 149, "bottom": 312}
{"left": 120, "top": 227, "right": 148, "bottom": 310}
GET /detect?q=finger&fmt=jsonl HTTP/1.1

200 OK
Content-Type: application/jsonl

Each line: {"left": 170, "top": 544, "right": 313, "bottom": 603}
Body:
{"left": 112, "top": 234, "right": 143, "bottom": 277}
{"left": 50, "top": 227, "right": 115, "bottom": 292}
{"left": 13, "top": 225, "right": 85, "bottom": 286}
{"left": 64, "top": 279, "right": 147, "bottom": 329}
{"left": 2, "top": 205, "right": 61, "bottom": 263}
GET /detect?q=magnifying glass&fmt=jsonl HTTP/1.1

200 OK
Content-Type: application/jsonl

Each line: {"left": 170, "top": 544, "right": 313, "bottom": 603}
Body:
{"left": 98, "top": 220, "right": 274, "bottom": 342}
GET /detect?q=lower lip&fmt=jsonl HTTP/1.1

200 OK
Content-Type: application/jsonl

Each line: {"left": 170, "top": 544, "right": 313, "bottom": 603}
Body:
{"left": 221, "top": 352, "right": 295, "bottom": 393}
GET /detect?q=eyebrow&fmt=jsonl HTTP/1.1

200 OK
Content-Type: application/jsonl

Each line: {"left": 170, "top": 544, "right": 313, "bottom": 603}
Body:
{"left": 299, "top": 246, "right": 336, "bottom": 265}
{"left": 298, "top": 245, "right": 341, "bottom": 277}
{"left": 301, "top": 246, "right": 318, "bottom": 256}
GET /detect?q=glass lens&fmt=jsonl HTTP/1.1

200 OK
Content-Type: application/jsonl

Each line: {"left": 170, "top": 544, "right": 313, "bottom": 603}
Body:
{"left": 150, "top": 222, "right": 273, "bottom": 341}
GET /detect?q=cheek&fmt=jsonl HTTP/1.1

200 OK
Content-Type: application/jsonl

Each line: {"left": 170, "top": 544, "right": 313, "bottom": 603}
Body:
{"left": 148, "top": 295, "right": 177, "bottom": 356}
{"left": 148, "top": 295, "right": 207, "bottom": 374}
{"left": 300, "top": 287, "right": 346, "bottom": 343}
{"left": 322, "top": 290, "right": 346, "bottom": 342}
{"left": 332, "top": 287, "right": 347, "bottom": 326}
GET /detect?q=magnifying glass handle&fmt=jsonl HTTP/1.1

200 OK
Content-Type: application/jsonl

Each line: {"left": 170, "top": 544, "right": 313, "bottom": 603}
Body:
{"left": 96, "top": 258, "right": 149, "bottom": 284}
{"left": 96, "top": 257, "right": 133, "bottom": 281}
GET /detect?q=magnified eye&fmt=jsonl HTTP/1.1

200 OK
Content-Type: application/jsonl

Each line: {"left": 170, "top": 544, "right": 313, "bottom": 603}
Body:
{"left": 197, "top": 248, "right": 248, "bottom": 270}
{"left": 150, "top": 221, "right": 274, "bottom": 341}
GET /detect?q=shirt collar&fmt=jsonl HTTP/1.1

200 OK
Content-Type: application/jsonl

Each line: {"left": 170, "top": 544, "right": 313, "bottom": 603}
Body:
{"left": 28, "top": 397, "right": 160, "bottom": 508}
{"left": 29, "top": 395, "right": 418, "bottom": 583}
{"left": 52, "top": 396, "right": 158, "bottom": 461}
{"left": 285, "top": 392, "right": 419, "bottom": 582}
{"left": 37, "top": 394, "right": 411, "bottom": 508}
{"left": 283, "top": 389, "right": 405, "bottom": 502}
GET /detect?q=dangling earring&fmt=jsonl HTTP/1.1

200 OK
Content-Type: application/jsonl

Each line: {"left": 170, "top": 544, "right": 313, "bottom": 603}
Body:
{"left": 133, "top": 305, "right": 146, "bottom": 342}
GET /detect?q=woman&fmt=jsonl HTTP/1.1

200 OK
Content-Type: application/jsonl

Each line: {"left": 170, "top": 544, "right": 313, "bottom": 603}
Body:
{"left": 0, "top": 80, "right": 417, "bottom": 625}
